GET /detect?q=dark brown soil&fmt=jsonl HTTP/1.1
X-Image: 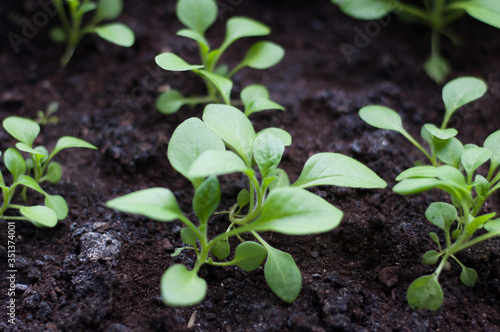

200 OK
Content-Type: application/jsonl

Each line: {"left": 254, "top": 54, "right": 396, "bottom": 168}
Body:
{"left": 1, "top": 0, "right": 500, "bottom": 331}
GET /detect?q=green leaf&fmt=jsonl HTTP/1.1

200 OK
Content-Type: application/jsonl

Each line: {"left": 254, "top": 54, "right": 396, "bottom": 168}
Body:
{"left": 253, "top": 187, "right": 342, "bottom": 235}
{"left": 4, "top": 147, "right": 26, "bottom": 181}
{"left": 442, "top": 76, "right": 488, "bottom": 119}
{"left": 155, "top": 52, "right": 204, "bottom": 71}
{"left": 407, "top": 274, "right": 443, "bottom": 310}
{"left": 424, "top": 53, "right": 450, "bottom": 84}
{"left": 177, "top": 29, "right": 210, "bottom": 53}
{"left": 106, "top": 188, "right": 184, "bottom": 222}
{"left": 196, "top": 70, "right": 233, "bottom": 105}
{"left": 50, "top": 27, "right": 66, "bottom": 43}
{"left": 241, "top": 85, "right": 284, "bottom": 116}
{"left": 189, "top": 150, "right": 250, "bottom": 178}
{"left": 3, "top": 116, "right": 40, "bottom": 146}
{"left": 221, "top": 17, "right": 270, "bottom": 50}
{"left": 268, "top": 168, "right": 290, "bottom": 191}
{"left": 461, "top": 146, "right": 491, "bottom": 177}
{"left": 423, "top": 124, "right": 457, "bottom": 140}
{"left": 460, "top": 267, "right": 478, "bottom": 287}
{"left": 167, "top": 117, "right": 225, "bottom": 186}
{"left": 181, "top": 227, "right": 197, "bottom": 246}
{"left": 203, "top": 104, "right": 256, "bottom": 164}
{"left": 451, "top": 0, "right": 500, "bottom": 29}
{"left": 95, "top": 23, "right": 135, "bottom": 47}
{"left": 395, "top": 166, "right": 437, "bottom": 181}
{"left": 331, "top": 0, "right": 394, "bottom": 20}
{"left": 467, "top": 213, "right": 496, "bottom": 234}
{"left": 237, "top": 189, "right": 250, "bottom": 209}
{"left": 160, "top": 264, "right": 207, "bottom": 306}
{"left": 45, "top": 195, "right": 68, "bottom": 220}
{"left": 79, "top": 1, "right": 98, "bottom": 14}
{"left": 484, "top": 130, "right": 500, "bottom": 169}
{"left": 15, "top": 143, "right": 47, "bottom": 156}
{"left": 257, "top": 128, "right": 291, "bottom": 147}
{"left": 95, "top": 0, "right": 122, "bottom": 21}
{"left": 436, "top": 166, "right": 467, "bottom": 189}
{"left": 429, "top": 232, "right": 440, "bottom": 246}
{"left": 156, "top": 90, "right": 185, "bottom": 115}
{"left": 42, "top": 162, "right": 63, "bottom": 184}
{"left": 264, "top": 246, "right": 301, "bottom": 303}
{"left": 176, "top": 0, "right": 217, "bottom": 35}
{"left": 474, "top": 174, "right": 489, "bottom": 197}
{"left": 17, "top": 175, "right": 46, "bottom": 195}
{"left": 434, "top": 137, "right": 464, "bottom": 168}
{"left": 240, "top": 41, "right": 285, "bottom": 69}
{"left": 20, "top": 206, "right": 58, "bottom": 228}
{"left": 211, "top": 239, "right": 230, "bottom": 260}
{"left": 359, "top": 105, "right": 406, "bottom": 133}
{"left": 422, "top": 250, "right": 441, "bottom": 265}
{"left": 253, "top": 132, "right": 284, "bottom": 177}
{"left": 193, "top": 176, "right": 220, "bottom": 224}
{"left": 52, "top": 136, "right": 97, "bottom": 156}
{"left": 484, "top": 218, "right": 500, "bottom": 232}
{"left": 292, "top": 153, "right": 387, "bottom": 189}
{"left": 393, "top": 178, "right": 443, "bottom": 195}
{"left": 425, "top": 202, "right": 457, "bottom": 230}
{"left": 233, "top": 241, "right": 267, "bottom": 271}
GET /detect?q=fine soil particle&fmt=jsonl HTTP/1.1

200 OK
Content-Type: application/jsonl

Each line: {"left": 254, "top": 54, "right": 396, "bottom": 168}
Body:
{"left": 1, "top": 0, "right": 500, "bottom": 331}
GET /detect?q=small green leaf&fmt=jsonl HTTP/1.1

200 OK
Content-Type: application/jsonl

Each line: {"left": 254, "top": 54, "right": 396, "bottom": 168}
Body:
{"left": 450, "top": 0, "right": 500, "bottom": 29}
{"left": 423, "top": 124, "right": 458, "bottom": 140}
{"left": 156, "top": 52, "right": 204, "bottom": 71}
{"left": 240, "top": 41, "right": 285, "bottom": 69}
{"left": 221, "top": 17, "right": 270, "bottom": 50}
{"left": 452, "top": 228, "right": 462, "bottom": 239}
{"left": 45, "top": 195, "right": 68, "bottom": 220}
{"left": 95, "top": 23, "right": 135, "bottom": 47}
{"left": 176, "top": 0, "right": 217, "bottom": 35}
{"left": 407, "top": 274, "right": 443, "bottom": 310}
{"left": 253, "top": 132, "right": 284, "bottom": 177}
{"left": 484, "top": 130, "right": 500, "bottom": 169}
{"left": 52, "top": 136, "right": 97, "bottom": 156}
{"left": 422, "top": 250, "right": 441, "bottom": 265}
{"left": 434, "top": 137, "right": 464, "bottom": 168}
{"left": 20, "top": 205, "right": 58, "bottom": 228}
{"left": 268, "top": 168, "right": 290, "bottom": 191}
{"left": 460, "top": 267, "right": 478, "bottom": 287}
{"left": 293, "top": 153, "right": 387, "bottom": 189}
{"left": 442, "top": 76, "right": 487, "bottom": 119}
{"left": 474, "top": 174, "right": 490, "bottom": 197}
{"left": 211, "top": 239, "right": 230, "bottom": 260}
{"left": 193, "top": 176, "right": 220, "bottom": 224}
{"left": 257, "top": 128, "right": 291, "bottom": 147}
{"left": 189, "top": 150, "right": 250, "bottom": 178}
{"left": 43, "top": 162, "right": 62, "bottom": 184}
{"left": 264, "top": 246, "right": 301, "bottom": 303}
{"left": 241, "top": 85, "right": 284, "bottom": 116}
{"left": 424, "top": 53, "right": 450, "bottom": 84}
{"left": 160, "top": 264, "right": 207, "bottom": 306}
{"left": 177, "top": 29, "right": 210, "bottom": 53}
{"left": 203, "top": 104, "right": 256, "bottom": 164}
{"left": 4, "top": 147, "right": 26, "bottom": 181}
{"left": 393, "top": 178, "right": 443, "bottom": 195}
{"left": 461, "top": 146, "right": 491, "bottom": 177}
{"left": 467, "top": 213, "right": 496, "bottom": 234}
{"left": 181, "top": 227, "right": 197, "bottom": 246}
{"left": 359, "top": 105, "right": 406, "bottom": 133}
{"left": 429, "top": 232, "right": 440, "bottom": 246}
{"left": 331, "top": 0, "right": 394, "bottom": 20}
{"left": 233, "top": 241, "right": 267, "bottom": 271}
{"left": 484, "top": 218, "right": 500, "bottom": 232}
{"left": 156, "top": 90, "right": 185, "bottom": 115}
{"left": 3, "top": 116, "right": 40, "bottom": 146}
{"left": 95, "top": 0, "right": 122, "bottom": 21}
{"left": 106, "top": 188, "right": 184, "bottom": 222}
{"left": 237, "top": 189, "right": 250, "bottom": 209}
{"left": 50, "top": 27, "right": 66, "bottom": 43}
{"left": 425, "top": 202, "right": 457, "bottom": 230}
{"left": 395, "top": 166, "right": 437, "bottom": 181}
{"left": 17, "top": 175, "right": 46, "bottom": 195}
{"left": 196, "top": 70, "right": 233, "bottom": 105}
{"left": 436, "top": 166, "right": 467, "bottom": 189}
{"left": 252, "top": 187, "right": 342, "bottom": 235}
{"left": 15, "top": 143, "right": 46, "bottom": 156}
{"left": 167, "top": 117, "right": 225, "bottom": 186}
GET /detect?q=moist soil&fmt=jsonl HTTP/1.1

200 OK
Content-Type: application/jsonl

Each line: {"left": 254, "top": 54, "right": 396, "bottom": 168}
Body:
{"left": 1, "top": 0, "right": 500, "bottom": 331}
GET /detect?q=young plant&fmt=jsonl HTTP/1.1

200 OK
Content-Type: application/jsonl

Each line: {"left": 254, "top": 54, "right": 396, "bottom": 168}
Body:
{"left": 1, "top": 116, "right": 97, "bottom": 227}
{"left": 331, "top": 0, "right": 500, "bottom": 83}
{"left": 359, "top": 76, "right": 500, "bottom": 310}
{"left": 36, "top": 101, "right": 59, "bottom": 126}
{"left": 50, "top": 0, "right": 135, "bottom": 67}
{"left": 107, "top": 104, "right": 387, "bottom": 306}
{"left": 154, "top": 0, "right": 285, "bottom": 115}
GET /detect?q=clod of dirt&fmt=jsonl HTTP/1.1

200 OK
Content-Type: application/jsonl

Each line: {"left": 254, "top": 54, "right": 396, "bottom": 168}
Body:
{"left": 78, "top": 232, "right": 121, "bottom": 263}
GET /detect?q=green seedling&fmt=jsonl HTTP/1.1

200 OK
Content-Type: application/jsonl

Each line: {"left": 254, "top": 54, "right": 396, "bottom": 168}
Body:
{"left": 50, "top": 0, "right": 135, "bottom": 67}
{"left": 154, "top": 0, "right": 285, "bottom": 115}
{"left": 359, "top": 76, "right": 500, "bottom": 310}
{"left": 107, "top": 103, "right": 386, "bottom": 306}
{"left": 36, "top": 101, "right": 59, "bottom": 126}
{"left": 1, "top": 116, "right": 97, "bottom": 227}
{"left": 332, "top": 0, "right": 500, "bottom": 83}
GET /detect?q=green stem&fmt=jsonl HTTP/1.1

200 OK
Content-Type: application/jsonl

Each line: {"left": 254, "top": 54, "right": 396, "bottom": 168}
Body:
{"left": 232, "top": 175, "right": 263, "bottom": 225}
{"left": 451, "top": 230, "right": 500, "bottom": 253}
{"left": 402, "top": 131, "right": 435, "bottom": 165}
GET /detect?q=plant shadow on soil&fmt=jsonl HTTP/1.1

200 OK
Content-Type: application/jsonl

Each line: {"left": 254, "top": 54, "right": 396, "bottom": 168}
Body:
{"left": 0, "top": 0, "right": 500, "bottom": 331}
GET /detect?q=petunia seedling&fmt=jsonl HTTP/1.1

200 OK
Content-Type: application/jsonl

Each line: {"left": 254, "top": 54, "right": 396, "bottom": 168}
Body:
{"left": 107, "top": 103, "right": 387, "bottom": 306}
{"left": 50, "top": 0, "right": 135, "bottom": 67}
{"left": 331, "top": 0, "right": 500, "bottom": 83}
{"left": 154, "top": 0, "right": 285, "bottom": 115}
{"left": 359, "top": 76, "right": 500, "bottom": 310}
{"left": 1, "top": 116, "right": 97, "bottom": 227}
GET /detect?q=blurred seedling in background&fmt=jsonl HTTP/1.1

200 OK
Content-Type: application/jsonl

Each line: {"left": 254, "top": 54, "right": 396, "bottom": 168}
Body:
{"left": 36, "top": 101, "right": 59, "bottom": 126}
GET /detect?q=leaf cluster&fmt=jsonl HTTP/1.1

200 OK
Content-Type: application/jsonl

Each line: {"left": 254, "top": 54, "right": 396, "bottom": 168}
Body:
{"left": 359, "top": 76, "right": 500, "bottom": 310}
{"left": 1, "top": 116, "right": 97, "bottom": 227}
{"left": 155, "top": 0, "right": 285, "bottom": 115}
{"left": 331, "top": 0, "right": 500, "bottom": 83}
{"left": 107, "top": 103, "right": 386, "bottom": 306}
{"left": 50, "top": 0, "right": 135, "bottom": 67}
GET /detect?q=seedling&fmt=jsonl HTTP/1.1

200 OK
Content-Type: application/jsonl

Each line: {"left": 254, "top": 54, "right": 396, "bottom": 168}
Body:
{"left": 331, "top": 0, "right": 500, "bottom": 83}
{"left": 36, "top": 101, "right": 59, "bottom": 126}
{"left": 154, "top": 0, "right": 285, "bottom": 115}
{"left": 1, "top": 116, "right": 97, "bottom": 227}
{"left": 359, "top": 76, "right": 500, "bottom": 310}
{"left": 50, "top": 0, "right": 135, "bottom": 67}
{"left": 107, "top": 103, "right": 387, "bottom": 306}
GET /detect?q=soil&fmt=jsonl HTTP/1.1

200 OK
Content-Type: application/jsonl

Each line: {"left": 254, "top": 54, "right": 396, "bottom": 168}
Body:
{"left": 1, "top": 0, "right": 500, "bottom": 331}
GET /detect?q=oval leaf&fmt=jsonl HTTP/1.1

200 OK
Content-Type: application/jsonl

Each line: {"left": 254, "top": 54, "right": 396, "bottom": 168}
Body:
{"left": 460, "top": 267, "right": 478, "bottom": 287}
{"left": 161, "top": 264, "right": 207, "bottom": 306}
{"left": 241, "top": 41, "right": 285, "bottom": 69}
{"left": 425, "top": 202, "right": 457, "bottom": 230}
{"left": 176, "top": 0, "right": 217, "bottom": 34}
{"left": 42, "top": 162, "right": 63, "bottom": 184}
{"left": 484, "top": 130, "right": 500, "bottom": 168}
{"left": 422, "top": 250, "right": 441, "bottom": 265}
{"left": 359, "top": 105, "right": 405, "bottom": 133}
{"left": 222, "top": 17, "right": 270, "bottom": 49}
{"left": 331, "top": 0, "right": 394, "bottom": 20}
{"left": 53, "top": 136, "right": 97, "bottom": 156}
{"left": 20, "top": 205, "right": 58, "bottom": 228}
{"left": 181, "top": 227, "right": 197, "bottom": 246}
{"left": 3, "top": 116, "right": 40, "bottom": 146}
{"left": 188, "top": 150, "right": 250, "bottom": 178}
{"left": 395, "top": 166, "right": 438, "bottom": 181}
{"left": 424, "top": 124, "right": 458, "bottom": 140}
{"left": 95, "top": 23, "right": 135, "bottom": 47}
{"left": 45, "top": 195, "right": 69, "bottom": 220}
{"left": 212, "top": 239, "right": 230, "bottom": 260}
{"left": 264, "top": 246, "right": 301, "bottom": 303}
{"left": 96, "top": 0, "right": 123, "bottom": 21}
{"left": 442, "top": 76, "right": 487, "bottom": 117}
{"left": 4, "top": 147, "right": 26, "bottom": 181}
{"left": 461, "top": 146, "right": 491, "bottom": 176}
{"left": 234, "top": 241, "right": 267, "bottom": 271}
{"left": 193, "top": 176, "right": 220, "bottom": 224}
{"left": 196, "top": 70, "right": 233, "bottom": 105}
{"left": 253, "top": 132, "right": 284, "bottom": 177}
{"left": 155, "top": 52, "right": 204, "bottom": 72}
{"left": 156, "top": 90, "right": 185, "bottom": 114}
{"left": 451, "top": 0, "right": 500, "bottom": 29}
{"left": 257, "top": 128, "right": 291, "bottom": 147}
{"left": 407, "top": 274, "right": 443, "bottom": 310}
